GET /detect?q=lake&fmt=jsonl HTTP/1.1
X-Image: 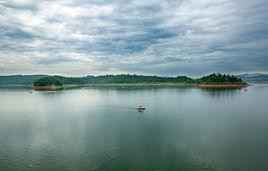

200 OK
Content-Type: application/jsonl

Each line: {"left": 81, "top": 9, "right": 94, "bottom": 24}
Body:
{"left": 0, "top": 85, "right": 268, "bottom": 171}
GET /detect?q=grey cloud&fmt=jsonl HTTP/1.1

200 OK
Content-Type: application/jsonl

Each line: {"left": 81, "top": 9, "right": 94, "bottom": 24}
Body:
{"left": 0, "top": 0, "right": 267, "bottom": 76}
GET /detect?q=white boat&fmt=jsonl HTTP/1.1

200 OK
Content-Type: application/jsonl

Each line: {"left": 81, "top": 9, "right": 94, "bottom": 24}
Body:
{"left": 137, "top": 106, "right": 146, "bottom": 111}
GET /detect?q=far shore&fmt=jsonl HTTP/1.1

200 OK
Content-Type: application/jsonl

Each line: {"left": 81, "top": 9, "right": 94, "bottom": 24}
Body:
{"left": 37, "top": 83, "right": 248, "bottom": 89}
{"left": 0, "top": 83, "right": 248, "bottom": 89}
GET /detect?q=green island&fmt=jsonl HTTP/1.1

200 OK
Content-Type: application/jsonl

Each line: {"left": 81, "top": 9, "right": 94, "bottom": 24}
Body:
{"left": 33, "top": 76, "right": 63, "bottom": 90}
{"left": 32, "top": 73, "right": 247, "bottom": 90}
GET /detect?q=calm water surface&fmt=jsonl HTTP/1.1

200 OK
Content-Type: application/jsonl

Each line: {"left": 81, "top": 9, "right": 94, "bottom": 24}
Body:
{"left": 0, "top": 85, "right": 268, "bottom": 171}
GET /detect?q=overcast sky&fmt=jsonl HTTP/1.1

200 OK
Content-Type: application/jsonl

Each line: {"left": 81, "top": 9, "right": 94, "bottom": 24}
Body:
{"left": 0, "top": 0, "right": 267, "bottom": 76}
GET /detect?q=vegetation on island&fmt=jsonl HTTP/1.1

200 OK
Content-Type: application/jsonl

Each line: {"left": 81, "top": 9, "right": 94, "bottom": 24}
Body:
{"left": 3, "top": 73, "right": 267, "bottom": 86}
{"left": 50, "top": 75, "right": 194, "bottom": 84}
{"left": 0, "top": 73, "right": 247, "bottom": 89}
{"left": 33, "top": 76, "right": 63, "bottom": 89}
{"left": 194, "top": 73, "right": 243, "bottom": 84}
{"left": 32, "top": 73, "right": 246, "bottom": 87}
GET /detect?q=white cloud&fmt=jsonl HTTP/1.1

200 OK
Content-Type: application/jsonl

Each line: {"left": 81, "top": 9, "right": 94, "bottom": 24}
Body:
{"left": 0, "top": 0, "right": 267, "bottom": 76}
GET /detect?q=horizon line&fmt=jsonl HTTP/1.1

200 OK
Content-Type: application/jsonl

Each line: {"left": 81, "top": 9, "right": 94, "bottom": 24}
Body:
{"left": 0, "top": 72, "right": 268, "bottom": 78}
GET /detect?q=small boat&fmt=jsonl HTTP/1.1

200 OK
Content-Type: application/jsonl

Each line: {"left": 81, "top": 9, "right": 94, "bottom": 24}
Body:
{"left": 137, "top": 106, "right": 146, "bottom": 112}
{"left": 244, "top": 88, "right": 247, "bottom": 91}
{"left": 29, "top": 91, "right": 33, "bottom": 93}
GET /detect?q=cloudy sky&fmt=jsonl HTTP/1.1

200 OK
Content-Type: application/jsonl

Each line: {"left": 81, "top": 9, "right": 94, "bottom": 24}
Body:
{"left": 0, "top": 0, "right": 267, "bottom": 76}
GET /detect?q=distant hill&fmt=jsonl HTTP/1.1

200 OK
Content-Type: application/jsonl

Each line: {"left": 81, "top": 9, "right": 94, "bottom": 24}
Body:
{"left": 0, "top": 73, "right": 245, "bottom": 86}
{"left": 238, "top": 73, "right": 268, "bottom": 83}
{"left": 0, "top": 75, "right": 47, "bottom": 85}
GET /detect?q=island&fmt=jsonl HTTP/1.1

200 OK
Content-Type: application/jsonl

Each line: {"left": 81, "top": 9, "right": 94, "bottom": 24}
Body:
{"left": 33, "top": 76, "right": 63, "bottom": 90}
{"left": 27, "top": 73, "right": 247, "bottom": 90}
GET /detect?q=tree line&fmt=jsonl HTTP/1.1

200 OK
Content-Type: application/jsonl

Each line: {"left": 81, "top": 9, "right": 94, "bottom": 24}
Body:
{"left": 33, "top": 73, "right": 244, "bottom": 86}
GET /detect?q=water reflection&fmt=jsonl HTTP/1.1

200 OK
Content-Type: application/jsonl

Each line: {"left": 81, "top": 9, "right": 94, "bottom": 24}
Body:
{"left": 0, "top": 86, "right": 268, "bottom": 170}
{"left": 200, "top": 88, "right": 242, "bottom": 99}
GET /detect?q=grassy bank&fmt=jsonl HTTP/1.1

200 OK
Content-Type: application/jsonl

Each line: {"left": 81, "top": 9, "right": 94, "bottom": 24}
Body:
{"left": 32, "top": 85, "right": 63, "bottom": 90}
{"left": 62, "top": 83, "right": 248, "bottom": 89}
{"left": 0, "top": 83, "right": 248, "bottom": 90}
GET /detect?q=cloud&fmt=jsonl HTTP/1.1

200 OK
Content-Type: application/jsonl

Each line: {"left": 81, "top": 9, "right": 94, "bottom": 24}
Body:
{"left": 0, "top": 0, "right": 267, "bottom": 76}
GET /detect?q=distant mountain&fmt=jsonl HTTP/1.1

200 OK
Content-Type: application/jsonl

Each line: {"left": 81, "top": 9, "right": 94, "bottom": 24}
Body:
{"left": 238, "top": 73, "right": 268, "bottom": 83}
{"left": 0, "top": 75, "right": 47, "bottom": 85}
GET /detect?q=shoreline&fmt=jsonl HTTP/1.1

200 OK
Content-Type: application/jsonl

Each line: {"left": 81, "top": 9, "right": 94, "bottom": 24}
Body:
{"left": 32, "top": 85, "right": 63, "bottom": 90}
{"left": 39, "top": 83, "right": 249, "bottom": 89}
{"left": 0, "top": 83, "right": 248, "bottom": 89}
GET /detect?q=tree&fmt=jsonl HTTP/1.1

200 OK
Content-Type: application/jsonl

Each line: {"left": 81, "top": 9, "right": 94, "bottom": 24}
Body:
{"left": 33, "top": 76, "right": 63, "bottom": 86}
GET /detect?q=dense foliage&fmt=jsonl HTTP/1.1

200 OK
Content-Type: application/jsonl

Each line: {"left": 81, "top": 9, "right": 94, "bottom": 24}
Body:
{"left": 40, "top": 74, "right": 244, "bottom": 85}
{"left": 195, "top": 73, "right": 243, "bottom": 84}
{"left": 0, "top": 73, "right": 246, "bottom": 86}
{"left": 49, "top": 75, "right": 193, "bottom": 84}
{"left": 33, "top": 76, "right": 63, "bottom": 86}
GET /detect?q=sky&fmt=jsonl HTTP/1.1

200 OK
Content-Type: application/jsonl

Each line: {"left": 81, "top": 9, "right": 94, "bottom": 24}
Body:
{"left": 0, "top": 0, "right": 268, "bottom": 76}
